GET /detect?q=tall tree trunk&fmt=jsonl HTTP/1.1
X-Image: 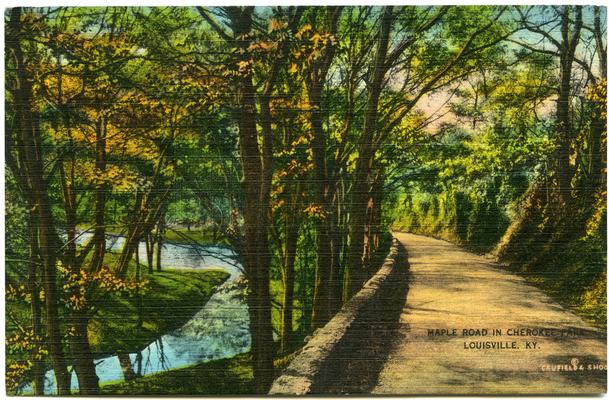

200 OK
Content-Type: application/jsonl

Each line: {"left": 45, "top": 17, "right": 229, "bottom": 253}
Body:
{"left": 345, "top": 6, "right": 393, "bottom": 299}
{"left": 145, "top": 231, "right": 154, "bottom": 274}
{"left": 554, "top": 6, "right": 582, "bottom": 204}
{"left": 299, "top": 226, "right": 313, "bottom": 336}
{"left": 328, "top": 188, "right": 342, "bottom": 316}
{"left": 309, "top": 83, "right": 333, "bottom": 328}
{"left": 156, "top": 218, "right": 164, "bottom": 272}
{"left": 27, "top": 213, "right": 45, "bottom": 395}
{"left": 90, "top": 117, "right": 107, "bottom": 271}
{"left": 229, "top": 7, "right": 275, "bottom": 392}
{"left": 588, "top": 6, "right": 607, "bottom": 198}
{"left": 364, "top": 170, "right": 384, "bottom": 273}
{"left": 308, "top": 7, "right": 343, "bottom": 329}
{"left": 7, "top": 8, "right": 72, "bottom": 394}
{"left": 136, "top": 245, "right": 143, "bottom": 330}
{"left": 280, "top": 194, "right": 299, "bottom": 353}
{"left": 117, "top": 353, "right": 136, "bottom": 381}
{"left": 69, "top": 311, "right": 100, "bottom": 394}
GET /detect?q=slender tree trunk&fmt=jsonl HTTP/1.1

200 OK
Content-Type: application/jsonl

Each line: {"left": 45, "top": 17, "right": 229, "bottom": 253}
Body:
{"left": 116, "top": 191, "right": 144, "bottom": 278}
{"left": 371, "top": 176, "right": 384, "bottom": 254}
{"left": 345, "top": 6, "right": 393, "bottom": 299}
{"left": 117, "top": 353, "right": 136, "bottom": 381}
{"left": 280, "top": 203, "right": 299, "bottom": 353}
{"left": 90, "top": 117, "right": 107, "bottom": 271}
{"left": 309, "top": 84, "right": 333, "bottom": 329}
{"left": 8, "top": 8, "right": 72, "bottom": 394}
{"left": 135, "top": 351, "right": 143, "bottom": 377}
{"left": 135, "top": 245, "right": 143, "bottom": 330}
{"left": 328, "top": 187, "right": 342, "bottom": 316}
{"left": 69, "top": 311, "right": 100, "bottom": 394}
{"left": 299, "top": 225, "right": 313, "bottom": 336}
{"left": 28, "top": 213, "right": 45, "bottom": 395}
{"left": 145, "top": 231, "right": 154, "bottom": 274}
{"left": 156, "top": 220, "right": 164, "bottom": 272}
{"left": 307, "top": 7, "right": 343, "bottom": 330}
{"left": 365, "top": 170, "right": 384, "bottom": 272}
{"left": 588, "top": 8, "right": 607, "bottom": 198}
{"left": 229, "top": 7, "right": 274, "bottom": 391}
{"left": 554, "top": 6, "right": 582, "bottom": 203}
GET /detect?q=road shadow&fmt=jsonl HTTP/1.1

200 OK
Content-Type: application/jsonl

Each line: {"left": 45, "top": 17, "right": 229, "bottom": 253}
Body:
{"left": 316, "top": 244, "right": 411, "bottom": 394}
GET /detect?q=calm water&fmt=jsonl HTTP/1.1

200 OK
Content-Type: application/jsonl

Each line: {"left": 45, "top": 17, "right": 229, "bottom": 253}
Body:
{"left": 22, "top": 234, "right": 250, "bottom": 394}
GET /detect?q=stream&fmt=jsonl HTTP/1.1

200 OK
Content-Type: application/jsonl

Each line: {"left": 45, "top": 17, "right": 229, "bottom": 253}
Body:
{"left": 23, "top": 234, "right": 250, "bottom": 394}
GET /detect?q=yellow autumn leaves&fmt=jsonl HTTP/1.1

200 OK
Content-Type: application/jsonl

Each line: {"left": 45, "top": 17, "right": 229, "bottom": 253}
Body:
{"left": 60, "top": 265, "right": 148, "bottom": 312}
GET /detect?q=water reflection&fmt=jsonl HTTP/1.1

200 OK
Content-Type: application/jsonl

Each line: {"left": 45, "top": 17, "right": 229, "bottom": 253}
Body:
{"left": 24, "top": 234, "right": 249, "bottom": 394}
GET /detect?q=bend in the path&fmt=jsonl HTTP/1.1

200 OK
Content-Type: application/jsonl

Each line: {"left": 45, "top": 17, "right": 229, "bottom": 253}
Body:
{"left": 371, "top": 232, "right": 606, "bottom": 395}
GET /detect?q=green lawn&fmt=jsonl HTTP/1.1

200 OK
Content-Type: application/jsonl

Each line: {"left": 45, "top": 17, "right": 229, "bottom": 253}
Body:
{"left": 101, "top": 353, "right": 254, "bottom": 395}
{"left": 89, "top": 264, "right": 229, "bottom": 356}
{"left": 101, "top": 351, "right": 295, "bottom": 395}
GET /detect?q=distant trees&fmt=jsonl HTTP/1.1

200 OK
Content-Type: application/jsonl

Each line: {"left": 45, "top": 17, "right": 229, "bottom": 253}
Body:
{"left": 496, "top": 5, "right": 607, "bottom": 262}
{"left": 390, "top": 5, "right": 606, "bottom": 323}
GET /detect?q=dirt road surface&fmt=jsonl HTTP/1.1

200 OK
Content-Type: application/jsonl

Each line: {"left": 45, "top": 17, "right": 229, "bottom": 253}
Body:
{"left": 371, "top": 233, "right": 607, "bottom": 395}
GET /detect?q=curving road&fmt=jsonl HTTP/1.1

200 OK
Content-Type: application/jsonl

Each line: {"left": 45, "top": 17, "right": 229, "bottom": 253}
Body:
{"left": 371, "top": 233, "right": 607, "bottom": 395}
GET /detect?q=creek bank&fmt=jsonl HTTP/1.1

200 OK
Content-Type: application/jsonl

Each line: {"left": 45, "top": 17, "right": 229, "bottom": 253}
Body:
{"left": 89, "top": 267, "right": 230, "bottom": 356}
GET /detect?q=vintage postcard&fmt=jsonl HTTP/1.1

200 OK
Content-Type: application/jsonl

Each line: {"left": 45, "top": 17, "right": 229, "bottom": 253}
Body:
{"left": 3, "top": 4, "right": 607, "bottom": 396}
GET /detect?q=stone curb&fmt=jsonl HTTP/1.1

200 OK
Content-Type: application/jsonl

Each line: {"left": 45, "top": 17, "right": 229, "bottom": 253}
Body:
{"left": 269, "top": 236, "right": 405, "bottom": 395}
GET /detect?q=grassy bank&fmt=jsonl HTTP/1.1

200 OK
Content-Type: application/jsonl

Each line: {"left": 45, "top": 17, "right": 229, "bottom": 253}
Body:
{"left": 89, "top": 263, "right": 229, "bottom": 355}
{"left": 102, "top": 353, "right": 254, "bottom": 394}
{"left": 102, "top": 351, "right": 295, "bottom": 395}
{"left": 514, "top": 236, "right": 607, "bottom": 330}
{"left": 6, "top": 252, "right": 229, "bottom": 394}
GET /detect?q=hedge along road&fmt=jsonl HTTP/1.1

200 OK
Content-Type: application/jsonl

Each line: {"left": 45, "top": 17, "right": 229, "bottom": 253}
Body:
{"left": 371, "top": 233, "right": 606, "bottom": 395}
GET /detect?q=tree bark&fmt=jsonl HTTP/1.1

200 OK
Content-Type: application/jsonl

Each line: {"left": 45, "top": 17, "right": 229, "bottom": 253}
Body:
{"left": 156, "top": 218, "right": 164, "bottom": 272}
{"left": 145, "top": 231, "right": 154, "bottom": 274}
{"left": 69, "top": 312, "right": 100, "bottom": 394}
{"left": 117, "top": 353, "right": 137, "bottom": 381}
{"left": 280, "top": 190, "right": 299, "bottom": 353}
{"left": 308, "top": 7, "right": 342, "bottom": 329}
{"left": 554, "top": 6, "right": 582, "bottom": 203}
{"left": 90, "top": 117, "right": 107, "bottom": 272}
{"left": 345, "top": 6, "right": 393, "bottom": 299}
{"left": 309, "top": 83, "right": 333, "bottom": 328}
{"left": 227, "top": 7, "right": 275, "bottom": 392}
{"left": 27, "top": 213, "right": 45, "bottom": 395}
{"left": 7, "top": 8, "right": 72, "bottom": 394}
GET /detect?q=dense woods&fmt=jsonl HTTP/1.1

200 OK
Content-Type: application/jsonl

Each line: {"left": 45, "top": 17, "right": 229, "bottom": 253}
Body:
{"left": 4, "top": 5, "right": 607, "bottom": 395}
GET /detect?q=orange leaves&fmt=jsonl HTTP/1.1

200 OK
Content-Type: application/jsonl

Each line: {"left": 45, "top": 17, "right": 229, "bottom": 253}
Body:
{"left": 295, "top": 23, "right": 313, "bottom": 39}
{"left": 269, "top": 18, "right": 289, "bottom": 33}
{"left": 290, "top": 23, "right": 338, "bottom": 73}
{"left": 586, "top": 79, "right": 607, "bottom": 120}
{"left": 248, "top": 41, "right": 276, "bottom": 52}
{"left": 237, "top": 59, "right": 253, "bottom": 74}
{"left": 6, "top": 330, "right": 47, "bottom": 390}
{"left": 6, "top": 284, "right": 31, "bottom": 303}
{"left": 78, "top": 161, "right": 137, "bottom": 191}
{"left": 60, "top": 265, "right": 147, "bottom": 312}
{"left": 304, "top": 204, "right": 326, "bottom": 219}
{"left": 6, "top": 361, "right": 34, "bottom": 391}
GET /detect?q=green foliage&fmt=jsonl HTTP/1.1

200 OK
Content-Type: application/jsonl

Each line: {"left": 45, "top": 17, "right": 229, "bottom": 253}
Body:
{"left": 88, "top": 256, "right": 229, "bottom": 355}
{"left": 101, "top": 353, "right": 255, "bottom": 395}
